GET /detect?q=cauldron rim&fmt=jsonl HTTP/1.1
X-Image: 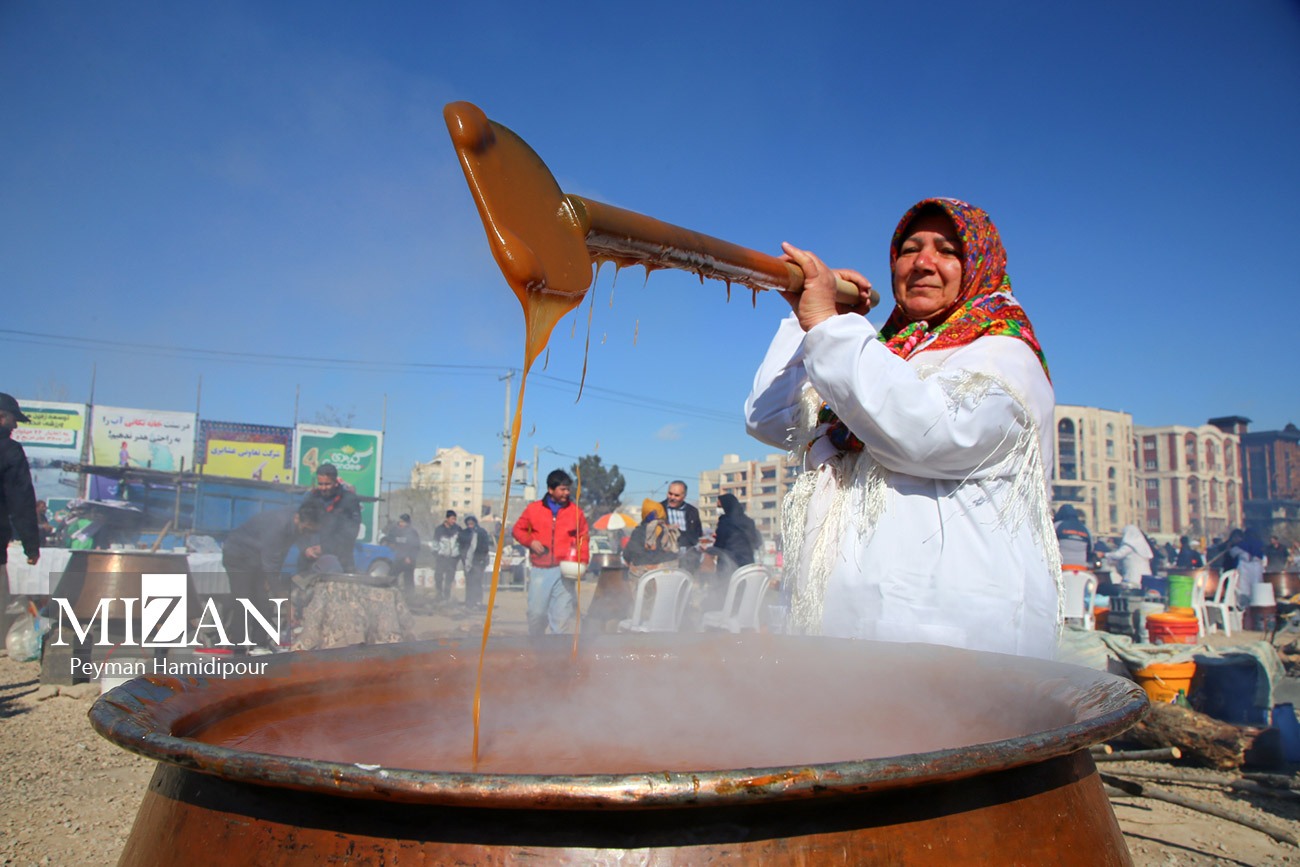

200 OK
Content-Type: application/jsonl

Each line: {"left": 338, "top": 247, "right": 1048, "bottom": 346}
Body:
{"left": 90, "top": 635, "right": 1147, "bottom": 810}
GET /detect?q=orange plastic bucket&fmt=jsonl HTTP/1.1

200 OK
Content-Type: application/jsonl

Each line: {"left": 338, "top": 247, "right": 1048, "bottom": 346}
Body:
{"left": 1133, "top": 661, "right": 1197, "bottom": 702}
{"left": 1145, "top": 611, "right": 1200, "bottom": 645}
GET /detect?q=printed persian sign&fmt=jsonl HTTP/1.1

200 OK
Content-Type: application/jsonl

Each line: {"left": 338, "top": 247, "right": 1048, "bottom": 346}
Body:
{"left": 90, "top": 406, "right": 196, "bottom": 472}
{"left": 12, "top": 399, "right": 87, "bottom": 508}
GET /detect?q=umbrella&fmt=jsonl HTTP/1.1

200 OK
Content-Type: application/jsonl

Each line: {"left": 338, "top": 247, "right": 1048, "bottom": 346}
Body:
{"left": 593, "top": 511, "right": 638, "bottom": 531}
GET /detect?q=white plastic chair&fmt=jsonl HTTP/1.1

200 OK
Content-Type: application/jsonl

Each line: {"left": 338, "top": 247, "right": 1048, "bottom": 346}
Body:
{"left": 1061, "top": 569, "right": 1097, "bottom": 631}
{"left": 1190, "top": 578, "right": 1208, "bottom": 638}
{"left": 1204, "top": 569, "right": 1240, "bottom": 637}
{"left": 618, "top": 569, "right": 694, "bottom": 633}
{"left": 700, "top": 564, "right": 771, "bottom": 633}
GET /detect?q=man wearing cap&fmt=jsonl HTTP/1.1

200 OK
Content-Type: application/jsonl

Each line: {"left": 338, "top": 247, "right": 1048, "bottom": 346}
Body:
{"left": 0, "top": 394, "right": 41, "bottom": 629}
{"left": 302, "top": 462, "right": 362, "bottom": 572}
{"left": 432, "top": 510, "right": 461, "bottom": 603}
{"left": 382, "top": 513, "right": 422, "bottom": 590}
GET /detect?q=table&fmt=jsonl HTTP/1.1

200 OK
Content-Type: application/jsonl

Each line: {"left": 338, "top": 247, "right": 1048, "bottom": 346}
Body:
{"left": 6, "top": 546, "right": 231, "bottom": 596}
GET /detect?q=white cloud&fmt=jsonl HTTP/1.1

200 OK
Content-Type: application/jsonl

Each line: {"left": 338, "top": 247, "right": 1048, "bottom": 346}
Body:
{"left": 656, "top": 424, "right": 684, "bottom": 441}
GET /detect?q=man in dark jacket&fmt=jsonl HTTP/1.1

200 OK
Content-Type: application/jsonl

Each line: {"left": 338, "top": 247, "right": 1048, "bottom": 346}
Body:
{"left": 432, "top": 510, "right": 461, "bottom": 602}
{"left": 302, "top": 462, "right": 362, "bottom": 572}
{"left": 1175, "top": 536, "right": 1204, "bottom": 570}
{"left": 1053, "top": 504, "right": 1092, "bottom": 568}
{"left": 661, "top": 480, "right": 703, "bottom": 573}
{"left": 382, "top": 513, "right": 421, "bottom": 589}
{"left": 1, "top": 394, "right": 40, "bottom": 629}
{"left": 458, "top": 515, "right": 492, "bottom": 610}
{"left": 221, "top": 500, "right": 324, "bottom": 646}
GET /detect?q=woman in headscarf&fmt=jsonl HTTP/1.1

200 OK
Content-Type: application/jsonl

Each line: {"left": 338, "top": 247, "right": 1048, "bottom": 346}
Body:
{"left": 745, "top": 198, "right": 1059, "bottom": 658}
{"left": 712, "top": 493, "right": 762, "bottom": 581}
{"left": 1104, "top": 525, "right": 1154, "bottom": 590}
{"left": 622, "top": 499, "right": 680, "bottom": 576}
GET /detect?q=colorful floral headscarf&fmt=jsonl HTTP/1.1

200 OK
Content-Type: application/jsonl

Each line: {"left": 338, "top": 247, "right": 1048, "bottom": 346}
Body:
{"left": 816, "top": 198, "right": 1047, "bottom": 456}
{"left": 878, "top": 197, "right": 1048, "bottom": 377}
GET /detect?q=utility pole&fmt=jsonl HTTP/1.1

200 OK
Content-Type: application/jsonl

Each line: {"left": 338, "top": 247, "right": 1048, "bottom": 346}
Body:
{"left": 498, "top": 371, "right": 514, "bottom": 499}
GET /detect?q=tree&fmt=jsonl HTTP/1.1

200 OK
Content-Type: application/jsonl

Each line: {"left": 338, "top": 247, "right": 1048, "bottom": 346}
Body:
{"left": 570, "top": 455, "right": 624, "bottom": 520}
{"left": 310, "top": 404, "right": 357, "bottom": 427}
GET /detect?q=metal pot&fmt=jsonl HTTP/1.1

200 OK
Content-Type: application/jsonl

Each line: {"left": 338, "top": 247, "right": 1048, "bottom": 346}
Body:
{"left": 1267, "top": 571, "right": 1300, "bottom": 601}
{"left": 53, "top": 549, "right": 194, "bottom": 620}
{"left": 92, "top": 635, "right": 1145, "bottom": 865}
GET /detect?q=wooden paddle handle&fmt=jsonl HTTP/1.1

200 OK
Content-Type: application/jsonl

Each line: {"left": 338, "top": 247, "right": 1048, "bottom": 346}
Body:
{"left": 567, "top": 195, "right": 880, "bottom": 311}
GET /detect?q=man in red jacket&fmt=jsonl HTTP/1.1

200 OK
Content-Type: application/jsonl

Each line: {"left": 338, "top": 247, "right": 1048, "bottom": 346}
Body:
{"left": 512, "top": 468, "right": 590, "bottom": 637}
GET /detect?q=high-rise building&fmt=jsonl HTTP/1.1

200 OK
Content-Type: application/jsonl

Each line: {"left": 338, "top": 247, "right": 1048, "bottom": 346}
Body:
{"left": 698, "top": 452, "right": 800, "bottom": 543}
{"left": 410, "top": 446, "right": 485, "bottom": 518}
{"left": 1217, "top": 417, "right": 1300, "bottom": 540}
{"left": 1053, "top": 405, "right": 1139, "bottom": 537}
{"left": 1133, "top": 422, "right": 1241, "bottom": 540}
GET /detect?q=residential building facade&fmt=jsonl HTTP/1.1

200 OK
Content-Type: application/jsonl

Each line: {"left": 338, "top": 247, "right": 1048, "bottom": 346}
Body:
{"left": 1226, "top": 418, "right": 1300, "bottom": 541}
{"left": 1052, "top": 405, "right": 1139, "bottom": 537}
{"left": 410, "top": 446, "right": 485, "bottom": 518}
{"left": 1133, "top": 421, "right": 1241, "bottom": 540}
{"left": 698, "top": 452, "right": 800, "bottom": 543}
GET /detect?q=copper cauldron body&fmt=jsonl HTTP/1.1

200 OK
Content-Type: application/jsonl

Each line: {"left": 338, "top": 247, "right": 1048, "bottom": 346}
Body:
{"left": 54, "top": 549, "right": 195, "bottom": 621}
{"left": 91, "top": 635, "right": 1145, "bottom": 865}
{"left": 1267, "top": 571, "right": 1300, "bottom": 601}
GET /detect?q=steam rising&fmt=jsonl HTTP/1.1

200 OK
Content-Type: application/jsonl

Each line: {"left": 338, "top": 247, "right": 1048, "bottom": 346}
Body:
{"left": 191, "top": 636, "right": 1091, "bottom": 776}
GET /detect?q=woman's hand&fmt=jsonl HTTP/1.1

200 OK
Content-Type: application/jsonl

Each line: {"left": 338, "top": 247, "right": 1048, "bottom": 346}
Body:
{"left": 778, "top": 242, "right": 873, "bottom": 331}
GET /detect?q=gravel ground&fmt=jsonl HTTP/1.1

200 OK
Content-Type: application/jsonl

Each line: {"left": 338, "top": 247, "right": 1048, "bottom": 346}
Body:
{"left": 3, "top": 588, "right": 1300, "bottom": 865}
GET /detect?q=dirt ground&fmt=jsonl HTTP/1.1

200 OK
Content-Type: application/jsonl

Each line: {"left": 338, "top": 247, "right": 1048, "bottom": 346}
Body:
{"left": 3, "top": 585, "right": 1300, "bottom": 865}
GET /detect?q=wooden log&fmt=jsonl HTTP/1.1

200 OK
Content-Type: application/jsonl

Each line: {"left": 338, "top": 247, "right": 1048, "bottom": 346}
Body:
{"left": 1095, "top": 747, "right": 1181, "bottom": 762}
{"left": 1242, "top": 771, "right": 1300, "bottom": 790}
{"left": 1089, "top": 744, "right": 1113, "bottom": 755}
{"left": 1127, "top": 702, "right": 1249, "bottom": 770}
{"left": 1105, "top": 769, "right": 1300, "bottom": 802}
{"left": 1103, "top": 774, "right": 1299, "bottom": 846}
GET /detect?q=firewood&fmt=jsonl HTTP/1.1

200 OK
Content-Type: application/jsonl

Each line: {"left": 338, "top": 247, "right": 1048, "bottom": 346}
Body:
{"left": 1094, "top": 747, "right": 1181, "bottom": 762}
{"left": 1127, "top": 702, "right": 1250, "bottom": 770}
{"left": 1103, "top": 773, "right": 1298, "bottom": 846}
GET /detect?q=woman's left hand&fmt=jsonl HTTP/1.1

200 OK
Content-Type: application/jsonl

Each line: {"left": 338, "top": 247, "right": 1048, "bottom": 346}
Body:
{"left": 778, "top": 242, "right": 873, "bottom": 331}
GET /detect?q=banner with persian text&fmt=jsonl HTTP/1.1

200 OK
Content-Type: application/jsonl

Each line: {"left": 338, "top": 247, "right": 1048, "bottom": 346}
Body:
{"left": 12, "top": 399, "right": 87, "bottom": 510}
{"left": 90, "top": 406, "right": 196, "bottom": 473}
{"left": 197, "top": 420, "right": 294, "bottom": 483}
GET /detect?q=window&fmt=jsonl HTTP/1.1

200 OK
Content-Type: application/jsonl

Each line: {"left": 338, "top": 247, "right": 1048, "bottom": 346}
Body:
{"left": 1057, "top": 419, "right": 1078, "bottom": 480}
{"left": 1105, "top": 423, "right": 1115, "bottom": 458}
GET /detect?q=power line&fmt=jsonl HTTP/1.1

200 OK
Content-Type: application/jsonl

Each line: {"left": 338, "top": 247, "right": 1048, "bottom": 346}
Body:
{"left": 3, "top": 327, "right": 740, "bottom": 425}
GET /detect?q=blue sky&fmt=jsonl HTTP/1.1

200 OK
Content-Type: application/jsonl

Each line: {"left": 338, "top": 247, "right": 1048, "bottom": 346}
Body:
{"left": 3, "top": 1, "right": 1298, "bottom": 506}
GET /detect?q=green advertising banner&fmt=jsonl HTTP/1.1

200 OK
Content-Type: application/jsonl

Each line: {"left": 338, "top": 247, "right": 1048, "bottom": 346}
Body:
{"left": 293, "top": 424, "right": 383, "bottom": 543}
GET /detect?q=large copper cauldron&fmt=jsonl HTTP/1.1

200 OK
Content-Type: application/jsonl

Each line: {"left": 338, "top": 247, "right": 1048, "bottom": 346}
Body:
{"left": 54, "top": 549, "right": 194, "bottom": 622}
{"left": 91, "top": 635, "right": 1145, "bottom": 865}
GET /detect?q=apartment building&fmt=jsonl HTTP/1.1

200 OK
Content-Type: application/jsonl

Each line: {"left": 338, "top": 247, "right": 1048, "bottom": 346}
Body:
{"left": 1132, "top": 422, "right": 1241, "bottom": 540}
{"left": 409, "top": 445, "right": 485, "bottom": 518}
{"left": 1053, "top": 405, "right": 1139, "bottom": 537}
{"left": 1225, "top": 418, "right": 1300, "bottom": 539}
{"left": 697, "top": 452, "right": 800, "bottom": 542}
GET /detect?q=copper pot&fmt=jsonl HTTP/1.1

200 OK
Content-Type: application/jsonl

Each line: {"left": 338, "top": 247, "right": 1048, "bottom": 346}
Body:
{"left": 53, "top": 549, "right": 195, "bottom": 621}
{"left": 1267, "top": 571, "right": 1300, "bottom": 601}
{"left": 92, "top": 635, "right": 1145, "bottom": 865}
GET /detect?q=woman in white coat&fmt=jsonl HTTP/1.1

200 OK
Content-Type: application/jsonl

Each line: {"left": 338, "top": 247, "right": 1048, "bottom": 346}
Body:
{"left": 1103, "top": 525, "right": 1154, "bottom": 590}
{"left": 745, "top": 198, "right": 1059, "bottom": 659}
